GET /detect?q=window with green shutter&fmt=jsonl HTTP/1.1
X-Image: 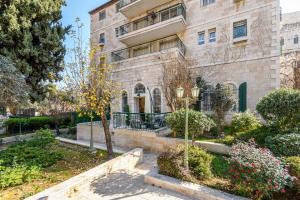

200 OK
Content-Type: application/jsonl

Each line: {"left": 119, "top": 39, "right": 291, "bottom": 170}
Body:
{"left": 239, "top": 82, "right": 247, "bottom": 112}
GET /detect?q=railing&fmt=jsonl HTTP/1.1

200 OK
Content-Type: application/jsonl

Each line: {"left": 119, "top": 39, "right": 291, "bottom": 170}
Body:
{"left": 113, "top": 112, "right": 170, "bottom": 130}
{"left": 119, "top": 0, "right": 138, "bottom": 8}
{"left": 116, "top": 4, "right": 186, "bottom": 37}
{"left": 111, "top": 35, "right": 186, "bottom": 62}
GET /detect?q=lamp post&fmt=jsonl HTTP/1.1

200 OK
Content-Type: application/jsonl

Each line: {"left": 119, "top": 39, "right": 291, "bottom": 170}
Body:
{"left": 176, "top": 85, "right": 200, "bottom": 170}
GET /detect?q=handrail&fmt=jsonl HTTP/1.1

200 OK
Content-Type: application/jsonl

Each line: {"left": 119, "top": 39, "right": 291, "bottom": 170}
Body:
{"left": 111, "top": 35, "right": 186, "bottom": 62}
{"left": 116, "top": 3, "right": 186, "bottom": 37}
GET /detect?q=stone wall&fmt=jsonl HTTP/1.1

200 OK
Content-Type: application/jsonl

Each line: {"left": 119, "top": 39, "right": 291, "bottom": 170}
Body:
{"left": 90, "top": 0, "right": 281, "bottom": 113}
{"left": 77, "top": 123, "right": 230, "bottom": 155}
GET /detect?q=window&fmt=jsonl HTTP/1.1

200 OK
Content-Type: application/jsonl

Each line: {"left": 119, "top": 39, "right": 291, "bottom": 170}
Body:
{"left": 132, "top": 45, "right": 149, "bottom": 57}
{"left": 202, "top": 85, "right": 214, "bottom": 112}
{"left": 122, "top": 91, "right": 128, "bottom": 112}
{"left": 202, "top": 0, "right": 215, "bottom": 6}
{"left": 233, "top": 20, "right": 247, "bottom": 39}
{"left": 153, "top": 89, "right": 162, "bottom": 113}
{"left": 116, "top": 2, "right": 121, "bottom": 13}
{"left": 99, "top": 33, "right": 105, "bottom": 44}
{"left": 294, "top": 35, "right": 299, "bottom": 44}
{"left": 198, "top": 31, "right": 205, "bottom": 45}
{"left": 115, "top": 28, "right": 119, "bottom": 37}
{"left": 280, "top": 37, "right": 284, "bottom": 46}
{"left": 209, "top": 29, "right": 216, "bottom": 43}
{"left": 226, "top": 83, "right": 238, "bottom": 112}
{"left": 134, "top": 83, "right": 146, "bottom": 95}
{"left": 99, "top": 10, "right": 106, "bottom": 21}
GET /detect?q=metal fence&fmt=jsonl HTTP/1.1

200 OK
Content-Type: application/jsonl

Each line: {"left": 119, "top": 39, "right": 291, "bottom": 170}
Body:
{"left": 116, "top": 3, "right": 186, "bottom": 36}
{"left": 113, "top": 112, "right": 170, "bottom": 131}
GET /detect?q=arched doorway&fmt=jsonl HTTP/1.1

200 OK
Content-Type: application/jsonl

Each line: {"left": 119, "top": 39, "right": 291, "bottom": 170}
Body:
{"left": 134, "top": 83, "right": 146, "bottom": 113}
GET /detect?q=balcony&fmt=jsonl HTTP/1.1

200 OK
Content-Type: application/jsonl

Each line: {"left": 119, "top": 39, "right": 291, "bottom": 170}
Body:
{"left": 116, "top": 4, "right": 186, "bottom": 46}
{"left": 111, "top": 35, "right": 185, "bottom": 62}
{"left": 119, "top": 0, "right": 173, "bottom": 18}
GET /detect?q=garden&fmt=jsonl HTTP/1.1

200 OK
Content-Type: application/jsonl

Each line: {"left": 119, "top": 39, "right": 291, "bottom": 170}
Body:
{"left": 161, "top": 88, "right": 300, "bottom": 200}
{"left": 0, "top": 129, "right": 111, "bottom": 200}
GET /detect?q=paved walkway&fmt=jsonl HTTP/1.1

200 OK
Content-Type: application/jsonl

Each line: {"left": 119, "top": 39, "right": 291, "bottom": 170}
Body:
{"left": 59, "top": 154, "right": 194, "bottom": 200}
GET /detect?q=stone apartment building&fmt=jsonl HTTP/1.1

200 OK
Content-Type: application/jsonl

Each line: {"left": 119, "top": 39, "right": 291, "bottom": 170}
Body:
{"left": 89, "top": 0, "right": 281, "bottom": 115}
{"left": 280, "top": 11, "right": 300, "bottom": 88}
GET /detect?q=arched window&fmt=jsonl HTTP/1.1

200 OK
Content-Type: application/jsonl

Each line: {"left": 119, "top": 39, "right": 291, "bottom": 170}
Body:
{"left": 294, "top": 35, "right": 299, "bottom": 44}
{"left": 202, "top": 85, "right": 214, "bottom": 112}
{"left": 122, "top": 91, "right": 128, "bottom": 112}
{"left": 134, "top": 83, "right": 146, "bottom": 95}
{"left": 153, "top": 88, "right": 161, "bottom": 113}
{"left": 226, "top": 83, "right": 238, "bottom": 112}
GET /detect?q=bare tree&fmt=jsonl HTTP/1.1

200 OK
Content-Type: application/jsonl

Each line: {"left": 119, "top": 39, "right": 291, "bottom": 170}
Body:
{"left": 281, "top": 52, "right": 300, "bottom": 89}
{"left": 160, "top": 55, "right": 194, "bottom": 112}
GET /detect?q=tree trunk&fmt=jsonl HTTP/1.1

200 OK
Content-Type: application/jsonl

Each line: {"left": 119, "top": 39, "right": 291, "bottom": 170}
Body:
{"left": 101, "top": 114, "right": 114, "bottom": 159}
{"left": 90, "top": 115, "right": 94, "bottom": 151}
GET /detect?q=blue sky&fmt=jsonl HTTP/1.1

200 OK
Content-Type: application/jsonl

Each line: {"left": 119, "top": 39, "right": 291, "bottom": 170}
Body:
{"left": 62, "top": 0, "right": 300, "bottom": 50}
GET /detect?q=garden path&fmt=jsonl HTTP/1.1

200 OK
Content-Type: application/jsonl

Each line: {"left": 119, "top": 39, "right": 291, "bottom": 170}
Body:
{"left": 55, "top": 153, "right": 194, "bottom": 200}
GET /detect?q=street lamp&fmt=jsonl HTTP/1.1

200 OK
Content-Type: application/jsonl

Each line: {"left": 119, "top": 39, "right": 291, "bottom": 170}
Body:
{"left": 176, "top": 85, "right": 200, "bottom": 170}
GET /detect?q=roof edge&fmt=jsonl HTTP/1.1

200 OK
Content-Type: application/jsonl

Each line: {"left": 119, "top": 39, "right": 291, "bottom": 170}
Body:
{"left": 89, "top": 0, "right": 118, "bottom": 15}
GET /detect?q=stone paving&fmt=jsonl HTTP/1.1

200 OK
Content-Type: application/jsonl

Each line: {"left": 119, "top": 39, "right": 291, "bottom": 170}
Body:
{"left": 61, "top": 154, "right": 194, "bottom": 200}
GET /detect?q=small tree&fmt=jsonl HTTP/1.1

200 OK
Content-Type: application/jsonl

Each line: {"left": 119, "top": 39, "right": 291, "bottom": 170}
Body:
{"left": 211, "top": 84, "right": 236, "bottom": 135}
{"left": 80, "top": 48, "right": 119, "bottom": 158}
{"left": 160, "top": 57, "right": 193, "bottom": 111}
{"left": 166, "top": 109, "right": 215, "bottom": 141}
{"left": 256, "top": 88, "right": 300, "bottom": 130}
{"left": 0, "top": 56, "right": 29, "bottom": 110}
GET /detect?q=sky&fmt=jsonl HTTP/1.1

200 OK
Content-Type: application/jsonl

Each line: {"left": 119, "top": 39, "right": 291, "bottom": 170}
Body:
{"left": 61, "top": 0, "right": 300, "bottom": 51}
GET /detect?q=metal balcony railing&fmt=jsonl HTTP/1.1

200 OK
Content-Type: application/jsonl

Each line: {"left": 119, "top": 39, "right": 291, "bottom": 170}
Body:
{"left": 111, "top": 35, "right": 186, "bottom": 62}
{"left": 116, "top": 4, "right": 186, "bottom": 37}
{"left": 113, "top": 112, "right": 170, "bottom": 130}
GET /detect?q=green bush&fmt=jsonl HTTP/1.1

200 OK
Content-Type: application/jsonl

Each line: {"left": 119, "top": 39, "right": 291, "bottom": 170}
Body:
{"left": 0, "top": 129, "right": 62, "bottom": 168}
{"left": 265, "top": 133, "right": 300, "bottom": 157}
{"left": 231, "top": 111, "right": 260, "bottom": 132}
{"left": 229, "top": 141, "right": 295, "bottom": 199}
{"left": 188, "top": 146, "right": 213, "bottom": 179}
{"left": 286, "top": 156, "right": 300, "bottom": 193}
{"left": 0, "top": 161, "right": 40, "bottom": 188}
{"left": 256, "top": 89, "right": 300, "bottom": 130}
{"left": 166, "top": 109, "right": 215, "bottom": 139}
{"left": 235, "top": 125, "right": 279, "bottom": 146}
{"left": 4, "top": 116, "right": 55, "bottom": 134}
{"left": 286, "top": 156, "right": 300, "bottom": 178}
{"left": 157, "top": 148, "right": 187, "bottom": 180}
{"left": 157, "top": 145, "right": 213, "bottom": 181}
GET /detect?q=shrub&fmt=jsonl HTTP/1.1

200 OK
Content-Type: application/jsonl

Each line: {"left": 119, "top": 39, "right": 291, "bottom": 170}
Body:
{"left": 256, "top": 89, "right": 300, "bottom": 130}
{"left": 157, "top": 145, "right": 213, "bottom": 181}
{"left": 188, "top": 146, "right": 213, "bottom": 179}
{"left": 0, "top": 161, "right": 40, "bottom": 188}
{"left": 229, "top": 141, "right": 295, "bottom": 199}
{"left": 0, "top": 129, "right": 62, "bottom": 168}
{"left": 166, "top": 109, "right": 215, "bottom": 139}
{"left": 231, "top": 111, "right": 260, "bottom": 132}
{"left": 265, "top": 133, "right": 300, "bottom": 156}
{"left": 235, "top": 125, "right": 279, "bottom": 146}
{"left": 211, "top": 84, "right": 237, "bottom": 134}
{"left": 286, "top": 157, "right": 300, "bottom": 193}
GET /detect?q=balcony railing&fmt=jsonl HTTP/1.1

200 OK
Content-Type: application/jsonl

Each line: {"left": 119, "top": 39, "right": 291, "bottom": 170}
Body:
{"left": 116, "top": 4, "right": 186, "bottom": 37}
{"left": 119, "top": 0, "right": 138, "bottom": 8}
{"left": 113, "top": 112, "right": 170, "bottom": 130}
{"left": 111, "top": 35, "right": 186, "bottom": 62}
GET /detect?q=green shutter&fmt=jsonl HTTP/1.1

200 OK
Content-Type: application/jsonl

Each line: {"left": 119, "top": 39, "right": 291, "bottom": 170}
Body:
{"left": 239, "top": 82, "right": 247, "bottom": 112}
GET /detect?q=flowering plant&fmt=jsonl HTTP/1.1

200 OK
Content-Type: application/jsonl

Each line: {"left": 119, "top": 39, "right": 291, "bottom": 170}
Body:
{"left": 229, "top": 140, "right": 296, "bottom": 199}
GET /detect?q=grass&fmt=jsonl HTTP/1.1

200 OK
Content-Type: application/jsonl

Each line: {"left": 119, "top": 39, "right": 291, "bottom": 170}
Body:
{"left": 0, "top": 142, "right": 111, "bottom": 200}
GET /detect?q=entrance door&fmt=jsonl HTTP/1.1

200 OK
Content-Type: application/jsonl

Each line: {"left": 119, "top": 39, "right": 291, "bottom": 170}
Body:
{"left": 138, "top": 97, "right": 145, "bottom": 113}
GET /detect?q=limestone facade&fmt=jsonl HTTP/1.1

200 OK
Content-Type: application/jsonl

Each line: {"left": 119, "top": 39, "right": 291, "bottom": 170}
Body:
{"left": 90, "top": 0, "right": 281, "bottom": 114}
